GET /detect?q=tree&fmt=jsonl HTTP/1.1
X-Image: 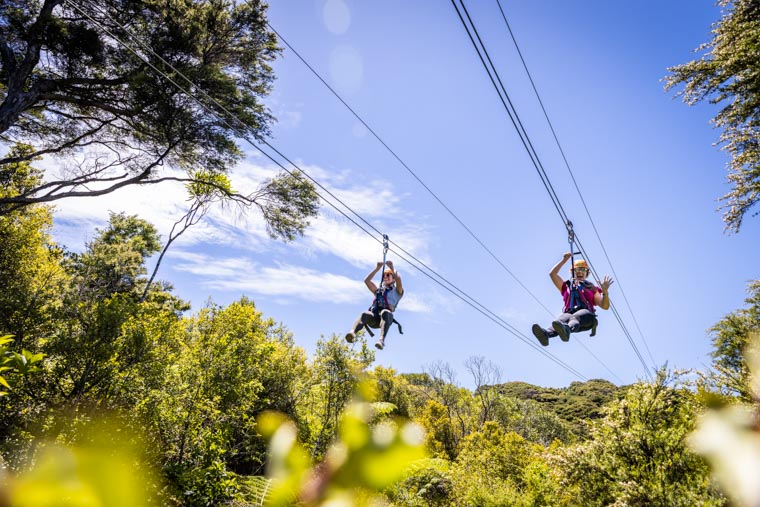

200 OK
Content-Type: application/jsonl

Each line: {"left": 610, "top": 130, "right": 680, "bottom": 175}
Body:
{"left": 556, "top": 370, "right": 722, "bottom": 506}
{"left": 303, "top": 335, "right": 373, "bottom": 460}
{"left": 0, "top": 0, "right": 319, "bottom": 239}
{"left": 705, "top": 280, "right": 760, "bottom": 401}
{"left": 0, "top": 144, "right": 66, "bottom": 348}
{"left": 665, "top": 0, "right": 760, "bottom": 232}
{"left": 42, "top": 213, "right": 181, "bottom": 402}
{"left": 449, "top": 421, "right": 539, "bottom": 506}
{"left": 464, "top": 355, "right": 502, "bottom": 427}
{"left": 144, "top": 297, "right": 310, "bottom": 506}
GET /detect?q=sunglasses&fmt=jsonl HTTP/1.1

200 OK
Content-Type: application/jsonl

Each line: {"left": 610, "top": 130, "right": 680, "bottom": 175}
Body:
{"left": 383, "top": 272, "right": 394, "bottom": 277}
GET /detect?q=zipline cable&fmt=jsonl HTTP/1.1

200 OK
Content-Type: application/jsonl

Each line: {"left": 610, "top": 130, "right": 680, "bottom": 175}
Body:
{"left": 67, "top": 0, "right": 591, "bottom": 381}
{"left": 452, "top": 0, "right": 653, "bottom": 380}
{"left": 266, "top": 23, "right": 623, "bottom": 380}
{"left": 267, "top": 23, "right": 555, "bottom": 318}
{"left": 494, "top": 0, "right": 656, "bottom": 367}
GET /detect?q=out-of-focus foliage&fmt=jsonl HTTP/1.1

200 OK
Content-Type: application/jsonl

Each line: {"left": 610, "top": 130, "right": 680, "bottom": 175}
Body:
{"left": 690, "top": 331, "right": 760, "bottom": 507}
{"left": 259, "top": 384, "right": 428, "bottom": 507}
{"left": 1, "top": 417, "right": 163, "bottom": 507}
{"left": 301, "top": 335, "right": 374, "bottom": 461}
{"left": 705, "top": 280, "right": 760, "bottom": 401}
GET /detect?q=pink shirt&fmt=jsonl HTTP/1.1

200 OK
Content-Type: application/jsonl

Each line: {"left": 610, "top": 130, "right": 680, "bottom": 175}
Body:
{"left": 561, "top": 281, "right": 601, "bottom": 313}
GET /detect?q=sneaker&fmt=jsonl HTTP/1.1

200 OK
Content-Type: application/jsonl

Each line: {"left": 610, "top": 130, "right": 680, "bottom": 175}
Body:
{"left": 552, "top": 321, "right": 570, "bottom": 342}
{"left": 345, "top": 332, "right": 356, "bottom": 343}
{"left": 532, "top": 324, "right": 549, "bottom": 347}
{"left": 375, "top": 339, "right": 384, "bottom": 350}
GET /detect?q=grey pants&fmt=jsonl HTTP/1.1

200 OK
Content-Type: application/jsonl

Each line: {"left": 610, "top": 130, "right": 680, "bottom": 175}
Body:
{"left": 545, "top": 309, "right": 596, "bottom": 337}
{"left": 351, "top": 309, "right": 394, "bottom": 340}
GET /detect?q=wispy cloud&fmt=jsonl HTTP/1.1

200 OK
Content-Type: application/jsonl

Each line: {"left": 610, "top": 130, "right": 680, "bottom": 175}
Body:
{"left": 45, "top": 155, "right": 448, "bottom": 311}
{"left": 168, "top": 251, "right": 437, "bottom": 313}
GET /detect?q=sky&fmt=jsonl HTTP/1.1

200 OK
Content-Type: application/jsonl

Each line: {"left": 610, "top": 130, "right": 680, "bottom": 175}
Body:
{"left": 49, "top": 0, "right": 760, "bottom": 389}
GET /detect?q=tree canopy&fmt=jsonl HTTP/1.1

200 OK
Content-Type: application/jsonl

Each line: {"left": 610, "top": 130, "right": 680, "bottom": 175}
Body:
{"left": 0, "top": 0, "right": 318, "bottom": 240}
{"left": 666, "top": 0, "right": 760, "bottom": 232}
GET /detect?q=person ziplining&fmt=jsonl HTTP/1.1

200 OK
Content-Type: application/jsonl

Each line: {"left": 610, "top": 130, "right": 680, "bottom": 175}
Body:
{"left": 531, "top": 252, "right": 614, "bottom": 346}
{"left": 345, "top": 235, "right": 404, "bottom": 350}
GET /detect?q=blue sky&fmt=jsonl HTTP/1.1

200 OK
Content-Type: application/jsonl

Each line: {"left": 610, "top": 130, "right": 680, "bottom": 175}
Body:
{"left": 51, "top": 0, "right": 760, "bottom": 389}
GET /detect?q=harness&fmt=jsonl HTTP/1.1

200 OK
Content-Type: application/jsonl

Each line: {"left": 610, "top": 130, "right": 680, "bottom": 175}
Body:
{"left": 565, "top": 279, "right": 598, "bottom": 337}
{"left": 565, "top": 221, "right": 598, "bottom": 337}
{"left": 360, "top": 234, "right": 403, "bottom": 338}
{"left": 363, "top": 285, "right": 404, "bottom": 337}
{"left": 567, "top": 280, "right": 594, "bottom": 314}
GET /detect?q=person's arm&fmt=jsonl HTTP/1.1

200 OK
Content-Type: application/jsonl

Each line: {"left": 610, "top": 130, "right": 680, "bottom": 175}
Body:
{"left": 387, "top": 261, "right": 403, "bottom": 295}
{"left": 550, "top": 252, "right": 572, "bottom": 292}
{"left": 593, "top": 275, "right": 614, "bottom": 310}
{"left": 365, "top": 262, "right": 383, "bottom": 293}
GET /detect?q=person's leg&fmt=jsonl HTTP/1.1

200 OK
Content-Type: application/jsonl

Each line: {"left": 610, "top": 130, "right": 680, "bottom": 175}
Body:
{"left": 544, "top": 314, "right": 570, "bottom": 337}
{"left": 376, "top": 310, "right": 394, "bottom": 349}
{"left": 552, "top": 313, "right": 573, "bottom": 342}
{"left": 532, "top": 324, "right": 550, "bottom": 346}
{"left": 346, "top": 311, "right": 379, "bottom": 342}
{"left": 573, "top": 310, "right": 596, "bottom": 332}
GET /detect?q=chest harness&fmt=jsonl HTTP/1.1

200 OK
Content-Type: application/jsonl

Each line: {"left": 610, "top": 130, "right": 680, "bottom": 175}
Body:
{"left": 566, "top": 222, "right": 599, "bottom": 337}
{"left": 362, "top": 235, "right": 404, "bottom": 338}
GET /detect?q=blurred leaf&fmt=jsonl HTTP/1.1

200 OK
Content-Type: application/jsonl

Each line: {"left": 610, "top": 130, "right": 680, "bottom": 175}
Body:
{"left": 4, "top": 417, "right": 161, "bottom": 507}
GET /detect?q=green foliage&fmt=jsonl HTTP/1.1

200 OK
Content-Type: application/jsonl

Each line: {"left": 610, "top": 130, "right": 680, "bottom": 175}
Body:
{"left": 496, "top": 379, "right": 620, "bottom": 436}
{"left": 302, "top": 335, "right": 374, "bottom": 460}
{"left": 258, "top": 173, "right": 320, "bottom": 242}
{"left": 0, "top": 0, "right": 280, "bottom": 209}
{"left": 0, "top": 335, "right": 43, "bottom": 396}
{"left": 491, "top": 396, "right": 575, "bottom": 447}
{"left": 144, "top": 297, "right": 307, "bottom": 505}
{"left": 705, "top": 280, "right": 760, "bottom": 401}
{"left": 0, "top": 145, "right": 66, "bottom": 348}
{"left": 690, "top": 331, "right": 760, "bottom": 506}
{"left": 450, "top": 422, "right": 538, "bottom": 505}
{"left": 665, "top": 0, "right": 760, "bottom": 232}
{"left": 416, "top": 399, "right": 460, "bottom": 459}
{"left": 555, "top": 370, "right": 723, "bottom": 506}
{"left": 259, "top": 387, "right": 428, "bottom": 506}
{"left": 372, "top": 365, "right": 413, "bottom": 417}
{"left": 386, "top": 459, "right": 453, "bottom": 507}
{"left": 1, "top": 417, "right": 163, "bottom": 507}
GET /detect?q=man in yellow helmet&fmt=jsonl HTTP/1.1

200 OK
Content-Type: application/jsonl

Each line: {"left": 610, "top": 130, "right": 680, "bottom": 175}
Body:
{"left": 531, "top": 252, "right": 614, "bottom": 346}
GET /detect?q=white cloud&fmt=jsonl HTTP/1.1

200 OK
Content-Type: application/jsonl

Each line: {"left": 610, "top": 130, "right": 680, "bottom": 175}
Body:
{"left": 44, "top": 152, "right": 447, "bottom": 310}
{"left": 167, "top": 251, "right": 444, "bottom": 314}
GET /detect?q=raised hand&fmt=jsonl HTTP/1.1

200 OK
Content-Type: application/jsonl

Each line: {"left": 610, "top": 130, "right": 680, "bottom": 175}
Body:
{"left": 599, "top": 275, "right": 615, "bottom": 292}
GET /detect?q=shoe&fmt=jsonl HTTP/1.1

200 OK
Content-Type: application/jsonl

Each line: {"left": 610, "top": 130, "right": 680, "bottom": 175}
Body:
{"left": 345, "top": 332, "right": 356, "bottom": 343}
{"left": 375, "top": 339, "right": 384, "bottom": 350}
{"left": 532, "top": 324, "right": 549, "bottom": 347}
{"left": 552, "top": 321, "right": 570, "bottom": 342}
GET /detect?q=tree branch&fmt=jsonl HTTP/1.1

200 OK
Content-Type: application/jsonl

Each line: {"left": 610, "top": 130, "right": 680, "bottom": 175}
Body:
{"left": 0, "top": 118, "right": 116, "bottom": 164}
{"left": 0, "top": 143, "right": 177, "bottom": 214}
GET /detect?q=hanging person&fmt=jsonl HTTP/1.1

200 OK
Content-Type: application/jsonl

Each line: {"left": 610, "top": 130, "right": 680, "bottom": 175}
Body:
{"left": 531, "top": 252, "right": 614, "bottom": 346}
{"left": 345, "top": 260, "right": 404, "bottom": 350}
